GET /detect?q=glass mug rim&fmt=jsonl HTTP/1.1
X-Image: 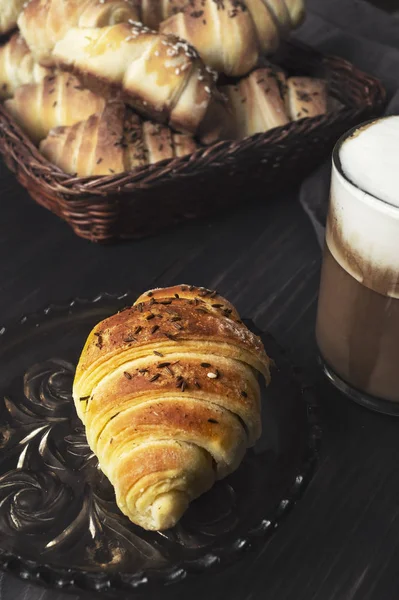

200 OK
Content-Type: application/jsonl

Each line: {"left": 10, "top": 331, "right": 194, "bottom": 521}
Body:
{"left": 332, "top": 116, "right": 399, "bottom": 214}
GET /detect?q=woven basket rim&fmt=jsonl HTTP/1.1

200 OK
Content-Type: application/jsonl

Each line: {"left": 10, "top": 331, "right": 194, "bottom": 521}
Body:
{"left": 0, "top": 40, "right": 386, "bottom": 198}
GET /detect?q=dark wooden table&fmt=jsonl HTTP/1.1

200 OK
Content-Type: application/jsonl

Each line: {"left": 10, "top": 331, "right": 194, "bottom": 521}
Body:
{"left": 2, "top": 149, "right": 399, "bottom": 600}
{"left": 1, "top": 3, "right": 399, "bottom": 599}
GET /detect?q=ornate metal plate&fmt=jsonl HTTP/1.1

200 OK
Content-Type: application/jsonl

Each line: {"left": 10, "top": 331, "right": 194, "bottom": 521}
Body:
{"left": 0, "top": 293, "right": 321, "bottom": 596}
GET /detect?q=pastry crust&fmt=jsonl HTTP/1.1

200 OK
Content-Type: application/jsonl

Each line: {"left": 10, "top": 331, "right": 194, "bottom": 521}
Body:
{"left": 0, "top": 0, "right": 25, "bottom": 35}
{"left": 221, "top": 66, "right": 289, "bottom": 140}
{"left": 5, "top": 72, "right": 106, "bottom": 143}
{"left": 73, "top": 285, "right": 271, "bottom": 530}
{"left": 286, "top": 77, "right": 328, "bottom": 120}
{"left": 40, "top": 103, "right": 198, "bottom": 175}
{"left": 160, "top": 0, "right": 305, "bottom": 77}
{"left": 51, "top": 23, "right": 217, "bottom": 134}
{"left": 0, "top": 34, "right": 51, "bottom": 100}
{"left": 18, "top": 0, "right": 140, "bottom": 66}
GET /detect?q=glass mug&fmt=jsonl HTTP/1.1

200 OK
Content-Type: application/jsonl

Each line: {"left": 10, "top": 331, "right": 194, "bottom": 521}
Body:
{"left": 316, "top": 116, "right": 399, "bottom": 415}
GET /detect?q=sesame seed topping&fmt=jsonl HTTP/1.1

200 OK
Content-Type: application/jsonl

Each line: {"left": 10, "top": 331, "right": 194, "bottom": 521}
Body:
{"left": 207, "top": 372, "right": 218, "bottom": 379}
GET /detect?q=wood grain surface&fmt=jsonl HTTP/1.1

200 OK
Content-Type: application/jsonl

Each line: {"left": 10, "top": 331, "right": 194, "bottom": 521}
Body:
{"left": 1, "top": 142, "right": 399, "bottom": 600}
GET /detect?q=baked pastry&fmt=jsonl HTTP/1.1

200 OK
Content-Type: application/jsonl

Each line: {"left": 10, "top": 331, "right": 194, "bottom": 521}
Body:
{"left": 221, "top": 67, "right": 289, "bottom": 140}
{"left": 284, "top": 0, "right": 306, "bottom": 27}
{"left": 40, "top": 103, "right": 199, "bottom": 176}
{"left": 173, "top": 132, "right": 198, "bottom": 157}
{"left": 18, "top": 0, "right": 140, "bottom": 66}
{"left": 206, "top": 70, "right": 329, "bottom": 142}
{"left": 285, "top": 77, "right": 328, "bottom": 120}
{"left": 51, "top": 22, "right": 219, "bottom": 134}
{"left": 160, "top": 0, "right": 305, "bottom": 76}
{"left": 73, "top": 285, "right": 271, "bottom": 530}
{"left": 0, "top": 0, "right": 25, "bottom": 35}
{"left": 160, "top": 0, "right": 276, "bottom": 77}
{"left": 0, "top": 34, "right": 51, "bottom": 100}
{"left": 5, "top": 72, "right": 106, "bottom": 143}
{"left": 262, "top": 0, "right": 292, "bottom": 32}
{"left": 136, "top": 0, "right": 188, "bottom": 29}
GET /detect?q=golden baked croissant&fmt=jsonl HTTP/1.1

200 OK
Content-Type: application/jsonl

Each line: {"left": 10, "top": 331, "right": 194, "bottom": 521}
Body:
{"left": 73, "top": 285, "right": 271, "bottom": 531}
{"left": 18, "top": 0, "right": 140, "bottom": 66}
{"left": 284, "top": 0, "right": 306, "bottom": 27}
{"left": 160, "top": 0, "right": 305, "bottom": 76}
{"left": 0, "top": 0, "right": 25, "bottom": 34}
{"left": 5, "top": 72, "right": 106, "bottom": 143}
{"left": 136, "top": 0, "right": 187, "bottom": 29}
{"left": 0, "top": 34, "right": 51, "bottom": 100}
{"left": 160, "top": 0, "right": 277, "bottom": 77}
{"left": 221, "top": 66, "right": 289, "bottom": 140}
{"left": 40, "top": 102, "right": 199, "bottom": 176}
{"left": 51, "top": 22, "right": 219, "bottom": 134}
{"left": 285, "top": 77, "right": 328, "bottom": 120}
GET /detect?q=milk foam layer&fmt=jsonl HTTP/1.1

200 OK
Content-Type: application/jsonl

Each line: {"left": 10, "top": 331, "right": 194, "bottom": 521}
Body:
{"left": 326, "top": 117, "right": 399, "bottom": 298}
{"left": 340, "top": 117, "right": 399, "bottom": 207}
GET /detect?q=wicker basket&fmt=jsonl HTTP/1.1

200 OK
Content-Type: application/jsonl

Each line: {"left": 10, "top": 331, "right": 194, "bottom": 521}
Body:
{"left": 0, "top": 41, "right": 386, "bottom": 243}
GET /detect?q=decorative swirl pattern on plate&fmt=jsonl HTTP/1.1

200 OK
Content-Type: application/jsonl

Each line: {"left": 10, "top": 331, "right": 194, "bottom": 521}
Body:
{"left": 0, "top": 294, "right": 321, "bottom": 596}
{"left": 0, "top": 470, "right": 72, "bottom": 539}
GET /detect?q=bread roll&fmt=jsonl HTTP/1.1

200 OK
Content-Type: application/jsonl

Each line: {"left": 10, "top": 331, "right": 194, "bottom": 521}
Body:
{"left": 160, "top": 0, "right": 279, "bottom": 77}
{"left": 52, "top": 22, "right": 219, "bottom": 135}
{"left": 5, "top": 72, "right": 106, "bottom": 143}
{"left": 219, "top": 66, "right": 289, "bottom": 140}
{"left": 284, "top": 0, "right": 306, "bottom": 27}
{"left": 40, "top": 103, "right": 199, "bottom": 175}
{"left": 0, "top": 34, "right": 51, "bottom": 100}
{"left": 18, "top": 0, "right": 140, "bottom": 66}
{"left": 285, "top": 77, "right": 328, "bottom": 120}
{"left": 73, "top": 285, "right": 271, "bottom": 530}
{"left": 160, "top": 0, "right": 306, "bottom": 76}
{"left": 0, "top": 0, "right": 25, "bottom": 34}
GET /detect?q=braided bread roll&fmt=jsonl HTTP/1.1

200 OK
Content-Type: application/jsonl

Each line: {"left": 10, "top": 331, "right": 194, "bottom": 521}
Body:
{"left": 18, "top": 0, "right": 140, "bottom": 66}
{"left": 40, "top": 102, "right": 198, "bottom": 176}
{"left": 284, "top": 0, "right": 306, "bottom": 27}
{"left": 5, "top": 72, "right": 106, "bottom": 143}
{"left": 285, "top": 77, "right": 328, "bottom": 120}
{"left": 221, "top": 66, "right": 289, "bottom": 140}
{"left": 138, "top": 0, "right": 188, "bottom": 29}
{"left": 160, "top": 0, "right": 305, "bottom": 77}
{"left": 0, "top": 0, "right": 25, "bottom": 34}
{"left": 0, "top": 34, "right": 51, "bottom": 100}
{"left": 51, "top": 22, "right": 218, "bottom": 134}
{"left": 73, "top": 285, "right": 271, "bottom": 530}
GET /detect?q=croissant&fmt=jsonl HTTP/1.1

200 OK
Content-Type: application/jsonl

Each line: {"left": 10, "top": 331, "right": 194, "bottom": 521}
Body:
{"left": 5, "top": 72, "right": 106, "bottom": 144}
{"left": 51, "top": 22, "right": 218, "bottom": 135}
{"left": 284, "top": 0, "right": 306, "bottom": 27}
{"left": 0, "top": 0, "right": 25, "bottom": 34}
{"left": 73, "top": 285, "right": 271, "bottom": 531}
{"left": 221, "top": 67, "right": 289, "bottom": 140}
{"left": 40, "top": 102, "right": 199, "bottom": 176}
{"left": 136, "top": 0, "right": 187, "bottom": 29}
{"left": 18, "top": 0, "right": 140, "bottom": 66}
{"left": 160, "top": 0, "right": 305, "bottom": 76}
{"left": 0, "top": 34, "right": 51, "bottom": 100}
{"left": 160, "top": 0, "right": 275, "bottom": 77}
{"left": 285, "top": 77, "right": 328, "bottom": 120}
